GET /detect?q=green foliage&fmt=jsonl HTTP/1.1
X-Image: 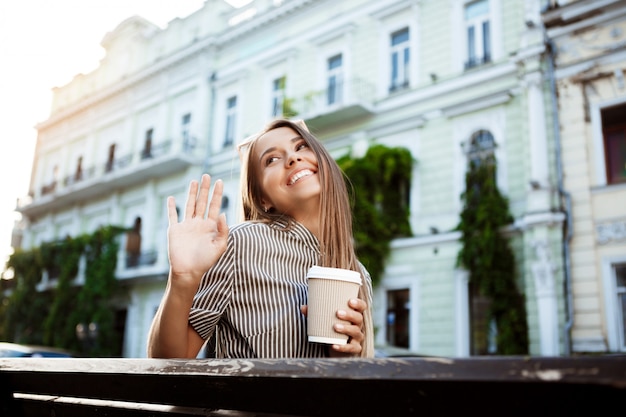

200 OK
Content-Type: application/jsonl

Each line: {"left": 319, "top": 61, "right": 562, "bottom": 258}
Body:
{"left": 2, "top": 249, "right": 50, "bottom": 344}
{"left": 42, "top": 236, "right": 84, "bottom": 350}
{"left": 0, "top": 226, "right": 126, "bottom": 356}
{"left": 282, "top": 97, "right": 298, "bottom": 118}
{"left": 339, "top": 144, "right": 413, "bottom": 285}
{"left": 456, "top": 159, "right": 529, "bottom": 355}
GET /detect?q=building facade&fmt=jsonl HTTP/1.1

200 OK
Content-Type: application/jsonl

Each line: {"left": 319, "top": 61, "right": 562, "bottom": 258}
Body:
{"left": 542, "top": 0, "right": 626, "bottom": 353}
{"left": 12, "top": 0, "right": 599, "bottom": 357}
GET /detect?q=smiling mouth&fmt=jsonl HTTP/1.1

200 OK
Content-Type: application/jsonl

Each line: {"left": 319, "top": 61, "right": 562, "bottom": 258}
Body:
{"left": 288, "top": 169, "right": 315, "bottom": 185}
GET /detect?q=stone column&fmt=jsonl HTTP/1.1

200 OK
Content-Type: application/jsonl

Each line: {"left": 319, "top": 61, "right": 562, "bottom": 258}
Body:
{"left": 525, "top": 70, "right": 552, "bottom": 212}
{"left": 532, "top": 239, "right": 560, "bottom": 356}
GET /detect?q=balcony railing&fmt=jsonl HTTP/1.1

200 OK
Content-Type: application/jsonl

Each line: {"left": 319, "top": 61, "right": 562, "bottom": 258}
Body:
{"left": 104, "top": 154, "right": 132, "bottom": 174}
{"left": 293, "top": 77, "right": 376, "bottom": 129}
{"left": 64, "top": 166, "right": 96, "bottom": 187}
{"left": 40, "top": 181, "right": 57, "bottom": 196}
{"left": 17, "top": 137, "right": 201, "bottom": 219}
{"left": 125, "top": 250, "right": 158, "bottom": 269}
{"left": 464, "top": 53, "right": 492, "bottom": 70}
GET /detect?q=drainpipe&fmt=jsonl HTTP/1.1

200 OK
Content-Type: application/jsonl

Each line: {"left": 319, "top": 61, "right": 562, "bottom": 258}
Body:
{"left": 545, "top": 37, "right": 574, "bottom": 356}
{"left": 202, "top": 71, "right": 217, "bottom": 174}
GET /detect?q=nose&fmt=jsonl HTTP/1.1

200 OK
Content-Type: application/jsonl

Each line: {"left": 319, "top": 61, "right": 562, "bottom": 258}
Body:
{"left": 286, "top": 152, "right": 302, "bottom": 166}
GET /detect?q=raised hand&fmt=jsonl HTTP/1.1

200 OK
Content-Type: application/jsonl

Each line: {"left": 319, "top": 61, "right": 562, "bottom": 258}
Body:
{"left": 166, "top": 174, "right": 229, "bottom": 293}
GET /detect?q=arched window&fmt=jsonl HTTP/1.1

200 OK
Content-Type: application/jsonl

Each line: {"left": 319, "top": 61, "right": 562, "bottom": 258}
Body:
{"left": 466, "top": 129, "right": 496, "bottom": 167}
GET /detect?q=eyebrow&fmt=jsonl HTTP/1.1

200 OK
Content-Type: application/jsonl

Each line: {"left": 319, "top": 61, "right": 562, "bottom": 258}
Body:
{"left": 258, "top": 136, "right": 302, "bottom": 163}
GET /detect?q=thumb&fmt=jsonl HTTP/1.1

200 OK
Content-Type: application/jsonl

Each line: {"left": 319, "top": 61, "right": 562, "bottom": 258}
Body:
{"left": 217, "top": 213, "right": 229, "bottom": 238}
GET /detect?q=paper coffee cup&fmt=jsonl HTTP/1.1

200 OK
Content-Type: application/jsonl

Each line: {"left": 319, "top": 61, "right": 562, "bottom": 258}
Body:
{"left": 306, "top": 266, "right": 362, "bottom": 345}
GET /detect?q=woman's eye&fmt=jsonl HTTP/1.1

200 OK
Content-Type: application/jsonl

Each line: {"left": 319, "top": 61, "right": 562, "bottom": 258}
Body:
{"left": 265, "top": 156, "right": 278, "bottom": 165}
{"left": 296, "top": 143, "right": 308, "bottom": 151}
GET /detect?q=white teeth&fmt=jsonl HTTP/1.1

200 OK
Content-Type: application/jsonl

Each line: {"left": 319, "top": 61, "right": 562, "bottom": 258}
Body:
{"left": 289, "top": 169, "right": 313, "bottom": 185}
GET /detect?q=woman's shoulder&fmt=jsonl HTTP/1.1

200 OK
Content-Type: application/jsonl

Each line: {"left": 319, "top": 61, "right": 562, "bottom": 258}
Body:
{"left": 228, "top": 221, "right": 274, "bottom": 237}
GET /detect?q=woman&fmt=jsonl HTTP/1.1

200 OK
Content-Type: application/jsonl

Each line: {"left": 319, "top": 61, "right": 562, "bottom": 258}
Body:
{"left": 148, "top": 119, "right": 374, "bottom": 358}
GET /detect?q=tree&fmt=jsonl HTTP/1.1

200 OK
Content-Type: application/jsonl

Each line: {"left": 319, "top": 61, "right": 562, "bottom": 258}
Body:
{"left": 339, "top": 144, "right": 413, "bottom": 285}
{"left": 456, "top": 157, "right": 529, "bottom": 355}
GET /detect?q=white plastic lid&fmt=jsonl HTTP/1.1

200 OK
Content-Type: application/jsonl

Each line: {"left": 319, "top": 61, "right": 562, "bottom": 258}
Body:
{"left": 306, "top": 266, "right": 362, "bottom": 285}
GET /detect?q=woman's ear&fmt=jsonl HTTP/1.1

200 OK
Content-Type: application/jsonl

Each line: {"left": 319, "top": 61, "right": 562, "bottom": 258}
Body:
{"left": 260, "top": 198, "right": 271, "bottom": 213}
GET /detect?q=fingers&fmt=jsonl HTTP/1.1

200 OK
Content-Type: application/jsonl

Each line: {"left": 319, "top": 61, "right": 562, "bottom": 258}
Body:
{"left": 166, "top": 196, "right": 178, "bottom": 226}
{"left": 180, "top": 175, "right": 224, "bottom": 221}
{"left": 331, "top": 298, "right": 366, "bottom": 355}
{"left": 207, "top": 179, "right": 224, "bottom": 222}
{"left": 331, "top": 320, "right": 364, "bottom": 355}
{"left": 184, "top": 178, "right": 200, "bottom": 220}
{"left": 216, "top": 213, "right": 229, "bottom": 240}
{"left": 194, "top": 174, "right": 212, "bottom": 219}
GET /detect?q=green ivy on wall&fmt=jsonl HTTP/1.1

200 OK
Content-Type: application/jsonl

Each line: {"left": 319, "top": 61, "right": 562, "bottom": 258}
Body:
{"left": 41, "top": 235, "right": 84, "bottom": 349}
{"left": 338, "top": 144, "right": 413, "bottom": 286}
{"left": 1, "top": 249, "right": 51, "bottom": 344}
{"left": 456, "top": 159, "right": 529, "bottom": 355}
{"left": 1, "top": 225, "right": 126, "bottom": 356}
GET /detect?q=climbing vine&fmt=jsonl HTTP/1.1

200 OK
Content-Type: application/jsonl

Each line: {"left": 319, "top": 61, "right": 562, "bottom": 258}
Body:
{"left": 41, "top": 236, "right": 84, "bottom": 349}
{"left": 456, "top": 159, "right": 529, "bottom": 355}
{"left": 1, "top": 225, "right": 126, "bottom": 356}
{"left": 2, "top": 249, "right": 50, "bottom": 344}
{"left": 338, "top": 144, "right": 413, "bottom": 285}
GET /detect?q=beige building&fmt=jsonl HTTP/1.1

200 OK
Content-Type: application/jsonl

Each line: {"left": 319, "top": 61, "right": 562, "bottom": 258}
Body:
{"left": 543, "top": 0, "right": 626, "bottom": 353}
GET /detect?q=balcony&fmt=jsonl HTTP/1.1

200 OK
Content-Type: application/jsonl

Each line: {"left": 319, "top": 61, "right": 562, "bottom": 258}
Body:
{"left": 17, "top": 137, "right": 201, "bottom": 219}
{"left": 464, "top": 53, "right": 492, "bottom": 70}
{"left": 30, "top": 247, "right": 166, "bottom": 291}
{"left": 116, "top": 249, "right": 167, "bottom": 282}
{"left": 294, "top": 77, "right": 376, "bottom": 130}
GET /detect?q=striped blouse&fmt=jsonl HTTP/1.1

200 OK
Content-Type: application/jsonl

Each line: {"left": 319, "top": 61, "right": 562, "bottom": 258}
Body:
{"left": 189, "top": 219, "right": 331, "bottom": 358}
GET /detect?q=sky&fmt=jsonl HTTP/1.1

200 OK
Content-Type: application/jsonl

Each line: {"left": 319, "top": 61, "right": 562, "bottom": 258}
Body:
{"left": 0, "top": 0, "right": 237, "bottom": 276}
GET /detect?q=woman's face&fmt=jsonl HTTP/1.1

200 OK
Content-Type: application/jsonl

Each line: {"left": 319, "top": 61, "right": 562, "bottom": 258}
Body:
{"left": 253, "top": 126, "right": 321, "bottom": 219}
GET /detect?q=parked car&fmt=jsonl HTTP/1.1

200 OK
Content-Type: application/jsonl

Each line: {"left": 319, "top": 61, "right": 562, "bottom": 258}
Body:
{"left": 0, "top": 342, "right": 74, "bottom": 358}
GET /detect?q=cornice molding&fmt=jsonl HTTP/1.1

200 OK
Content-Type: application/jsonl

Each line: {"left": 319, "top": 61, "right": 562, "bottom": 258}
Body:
{"left": 37, "top": 40, "right": 217, "bottom": 129}
{"left": 217, "top": 0, "right": 316, "bottom": 44}
{"left": 442, "top": 90, "right": 513, "bottom": 118}
{"left": 377, "top": 61, "right": 517, "bottom": 114}
{"left": 543, "top": 0, "right": 626, "bottom": 36}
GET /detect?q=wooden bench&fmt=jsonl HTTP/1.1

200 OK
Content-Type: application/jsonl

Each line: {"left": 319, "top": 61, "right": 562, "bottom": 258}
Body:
{"left": 1, "top": 355, "right": 625, "bottom": 416}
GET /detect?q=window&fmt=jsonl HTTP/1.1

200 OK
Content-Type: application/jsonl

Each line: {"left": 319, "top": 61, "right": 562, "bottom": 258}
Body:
{"left": 182, "top": 113, "right": 194, "bottom": 150}
{"left": 390, "top": 28, "right": 410, "bottom": 92}
{"left": 142, "top": 129, "right": 153, "bottom": 159}
{"left": 272, "top": 76, "right": 286, "bottom": 117}
{"left": 106, "top": 144, "right": 116, "bottom": 172}
{"left": 465, "top": 0, "right": 491, "bottom": 69}
{"left": 75, "top": 156, "right": 83, "bottom": 181}
{"left": 125, "top": 217, "right": 142, "bottom": 268}
{"left": 386, "top": 289, "right": 410, "bottom": 348}
{"left": 601, "top": 104, "right": 626, "bottom": 185}
{"left": 224, "top": 96, "right": 237, "bottom": 147}
{"left": 615, "top": 264, "right": 626, "bottom": 351}
{"left": 327, "top": 54, "right": 343, "bottom": 106}
{"left": 42, "top": 165, "right": 58, "bottom": 195}
{"left": 467, "top": 129, "right": 496, "bottom": 167}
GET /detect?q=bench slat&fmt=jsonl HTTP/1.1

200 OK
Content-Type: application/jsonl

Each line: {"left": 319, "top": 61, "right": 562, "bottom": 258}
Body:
{"left": 2, "top": 356, "right": 625, "bottom": 416}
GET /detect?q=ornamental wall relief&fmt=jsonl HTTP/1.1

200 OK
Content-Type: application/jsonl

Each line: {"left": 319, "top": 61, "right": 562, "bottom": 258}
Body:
{"left": 596, "top": 219, "right": 626, "bottom": 245}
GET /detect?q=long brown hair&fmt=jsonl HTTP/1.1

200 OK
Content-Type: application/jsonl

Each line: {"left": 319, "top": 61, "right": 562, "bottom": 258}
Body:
{"left": 237, "top": 119, "right": 374, "bottom": 357}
